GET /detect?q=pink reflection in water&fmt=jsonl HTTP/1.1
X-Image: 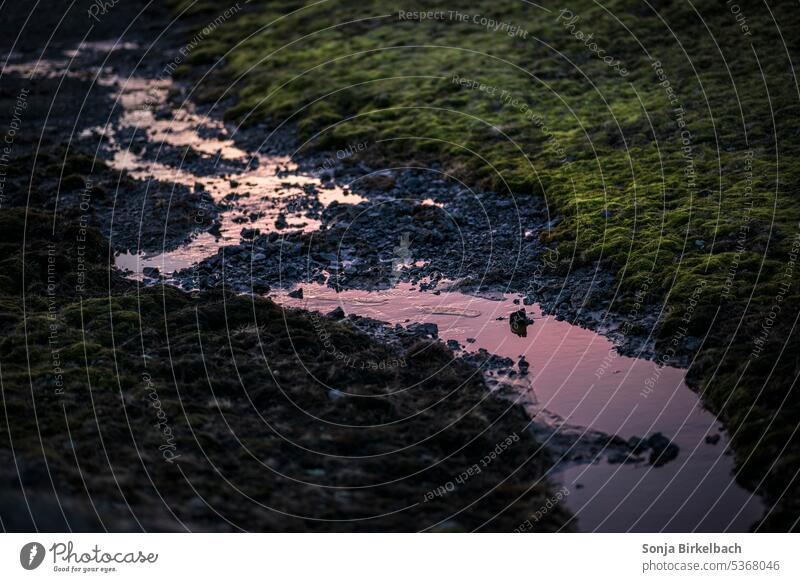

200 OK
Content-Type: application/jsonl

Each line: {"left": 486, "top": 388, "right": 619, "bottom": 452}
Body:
{"left": 103, "top": 76, "right": 366, "bottom": 277}
{"left": 277, "top": 283, "right": 763, "bottom": 532}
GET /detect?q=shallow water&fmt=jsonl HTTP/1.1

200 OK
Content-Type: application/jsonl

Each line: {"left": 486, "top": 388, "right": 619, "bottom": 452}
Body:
{"left": 277, "top": 283, "right": 764, "bottom": 532}
{"left": 15, "top": 45, "right": 762, "bottom": 531}
{"left": 111, "top": 69, "right": 761, "bottom": 532}
{"left": 106, "top": 73, "right": 762, "bottom": 531}
{"left": 87, "top": 73, "right": 365, "bottom": 276}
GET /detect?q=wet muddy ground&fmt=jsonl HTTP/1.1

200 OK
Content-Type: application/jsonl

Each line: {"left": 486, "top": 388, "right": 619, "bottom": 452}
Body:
{"left": 0, "top": 2, "right": 766, "bottom": 531}
{"left": 276, "top": 283, "right": 763, "bottom": 531}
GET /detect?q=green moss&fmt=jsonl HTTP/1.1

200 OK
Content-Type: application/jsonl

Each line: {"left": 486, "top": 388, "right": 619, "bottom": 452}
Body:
{"left": 170, "top": 0, "right": 799, "bottom": 309}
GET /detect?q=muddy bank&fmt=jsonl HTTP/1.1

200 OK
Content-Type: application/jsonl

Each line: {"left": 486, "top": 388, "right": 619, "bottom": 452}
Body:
{"left": 0, "top": 209, "right": 571, "bottom": 531}
{"left": 0, "top": 1, "right": 572, "bottom": 531}
{"left": 276, "top": 283, "right": 763, "bottom": 531}
{"left": 1, "top": 40, "right": 224, "bottom": 256}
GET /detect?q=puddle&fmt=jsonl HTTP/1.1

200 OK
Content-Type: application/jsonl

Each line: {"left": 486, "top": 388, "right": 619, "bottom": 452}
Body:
{"left": 114, "top": 232, "right": 220, "bottom": 280}
{"left": 64, "top": 41, "right": 142, "bottom": 58}
{"left": 276, "top": 282, "right": 764, "bottom": 532}
{"left": 7, "top": 49, "right": 366, "bottom": 275}
{"left": 419, "top": 197, "right": 444, "bottom": 207}
{"left": 15, "top": 42, "right": 764, "bottom": 531}
{"left": 97, "top": 75, "right": 367, "bottom": 278}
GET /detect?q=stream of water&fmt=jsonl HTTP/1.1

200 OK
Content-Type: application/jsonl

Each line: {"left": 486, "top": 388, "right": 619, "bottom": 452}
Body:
{"left": 276, "top": 284, "right": 763, "bottom": 532}
{"left": 13, "top": 43, "right": 763, "bottom": 532}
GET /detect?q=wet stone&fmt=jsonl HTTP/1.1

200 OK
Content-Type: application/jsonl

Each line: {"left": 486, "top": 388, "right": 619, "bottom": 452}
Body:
{"left": 509, "top": 308, "right": 534, "bottom": 337}
{"left": 328, "top": 306, "right": 345, "bottom": 319}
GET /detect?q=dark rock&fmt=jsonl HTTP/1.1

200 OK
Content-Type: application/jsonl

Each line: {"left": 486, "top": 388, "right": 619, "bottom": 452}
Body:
{"left": 510, "top": 309, "right": 533, "bottom": 337}
{"left": 646, "top": 432, "right": 680, "bottom": 466}
{"left": 288, "top": 287, "right": 304, "bottom": 299}
{"left": 328, "top": 306, "right": 345, "bottom": 319}
{"left": 627, "top": 436, "right": 646, "bottom": 454}
{"left": 407, "top": 322, "right": 438, "bottom": 338}
{"left": 607, "top": 451, "right": 628, "bottom": 464}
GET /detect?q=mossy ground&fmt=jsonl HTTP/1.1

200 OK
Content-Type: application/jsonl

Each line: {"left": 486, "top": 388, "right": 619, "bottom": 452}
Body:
{"left": 169, "top": 0, "right": 800, "bottom": 528}
{"left": 0, "top": 4, "right": 570, "bottom": 530}
{"left": 173, "top": 0, "right": 799, "bottom": 295}
{"left": 0, "top": 209, "right": 569, "bottom": 531}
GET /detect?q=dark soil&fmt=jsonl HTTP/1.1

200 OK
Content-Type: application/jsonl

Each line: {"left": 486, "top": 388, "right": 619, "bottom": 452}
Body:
{"left": 0, "top": 209, "right": 571, "bottom": 531}
{"left": 0, "top": 1, "right": 571, "bottom": 532}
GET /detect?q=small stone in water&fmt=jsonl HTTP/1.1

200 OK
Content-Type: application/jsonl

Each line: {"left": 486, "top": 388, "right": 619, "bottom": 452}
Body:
{"left": 509, "top": 309, "right": 533, "bottom": 337}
